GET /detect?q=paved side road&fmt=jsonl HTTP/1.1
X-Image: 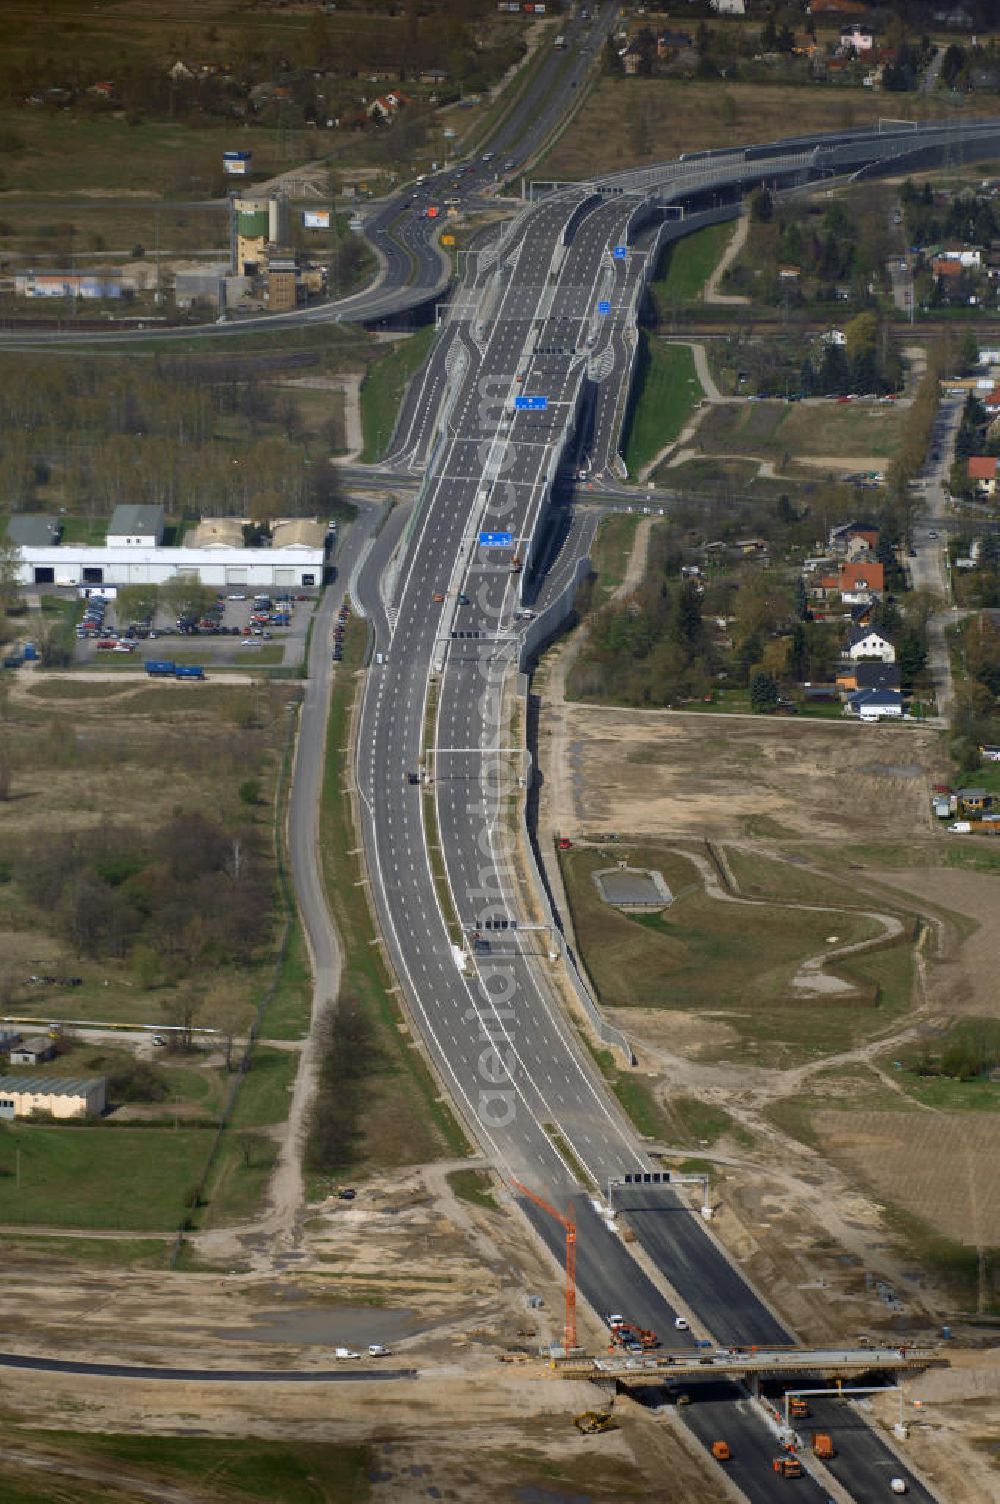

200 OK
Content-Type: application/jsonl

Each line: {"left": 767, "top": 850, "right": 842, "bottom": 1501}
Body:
{"left": 0, "top": 1351, "right": 415, "bottom": 1382}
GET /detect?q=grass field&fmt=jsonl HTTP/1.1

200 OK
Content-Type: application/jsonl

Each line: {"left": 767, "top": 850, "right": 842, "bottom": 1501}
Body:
{"left": 447, "top": 1168, "right": 498, "bottom": 1210}
{"left": 693, "top": 398, "right": 906, "bottom": 464}
{"left": 588, "top": 511, "right": 642, "bottom": 604}
{"left": 537, "top": 76, "right": 959, "bottom": 181}
{"left": 560, "top": 842, "right": 912, "bottom": 1065}
{"left": 0, "top": 1126, "right": 214, "bottom": 1229}
{"left": 650, "top": 221, "right": 733, "bottom": 310}
{"left": 621, "top": 337, "right": 700, "bottom": 477}
{"left": 2, "top": 1432, "right": 371, "bottom": 1504}
{"left": 359, "top": 326, "right": 437, "bottom": 462}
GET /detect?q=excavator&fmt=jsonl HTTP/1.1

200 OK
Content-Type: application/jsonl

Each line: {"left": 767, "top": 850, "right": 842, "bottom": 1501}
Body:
{"left": 573, "top": 1409, "right": 617, "bottom": 1435}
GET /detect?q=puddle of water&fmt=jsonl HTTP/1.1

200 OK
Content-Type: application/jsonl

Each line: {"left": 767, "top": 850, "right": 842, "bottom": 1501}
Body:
{"left": 214, "top": 1305, "right": 418, "bottom": 1346}
{"left": 515, "top": 1490, "right": 592, "bottom": 1504}
{"left": 862, "top": 763, "right": 923, "bottom": 779}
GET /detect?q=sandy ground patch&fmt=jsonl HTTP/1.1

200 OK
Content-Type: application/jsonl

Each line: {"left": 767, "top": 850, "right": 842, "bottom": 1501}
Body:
{"left": 541, "top": 706, "right": 940, "bottom": 843}
{"left": 618, "top": 1007, "right": 739, "bottom": 1059}
{"left": 817, "top": 1109, "right": 1000, "bottom": 1246}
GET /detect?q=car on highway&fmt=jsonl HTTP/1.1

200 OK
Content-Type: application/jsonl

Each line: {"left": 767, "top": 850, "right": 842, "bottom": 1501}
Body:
{"left": 927, "top": 529, "right": 938, "bottom": 539}
{"left": 890, "top": 1482, "right": 907, "bottom": 1495}
{"left": 674, "top": 1316, "right": 689, "bottom": 1331}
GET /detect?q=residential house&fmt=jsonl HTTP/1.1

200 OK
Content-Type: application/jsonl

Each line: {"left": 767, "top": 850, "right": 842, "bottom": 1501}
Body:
{"left": 623, "top": 44, "right": 643, "bottom": 76}
{"left": 657, "top": 31, "right": 693, "bottom": 59}
{"left": 837, "top": 660, "right": 901, "bottom": 693}
{"left": 10, "top": 1036, "right": 57, "bottom": 1066}
{"left": 848, "top": 599, "right": 876, "bottom": 628}
{"left": 932, "top": 258, "right": 965, "bottom": 281}
{"left": 809, "top": 0, "right": 871, "bottom": 14}
{"left": 847, "top": 687, "right": 903, "bottom": 720}
{"left": 829, "top": 520, "right": 880, "bottom": 555}
{"left": 968, "top": 455, "right": 998, "bottom": 495}
{"left": 980, "top": 743, "right": 1000, "bottom": 762}
{"left": 939, "top": 246, "right": 982, "bottom": 269}
{"left": 711, "top": 0, "right": 747, "bottom": 14}
{"left": 840, "top": 27, "right": 874, "bottom": 54}
{"left": 838, "top": 560, "right": 885, "bottom": 595}
{"left": 957, "top": 787, "right": 993, "bottom": 814}
{"left": 845, "top": 624, "right": 895, "bottom": 663}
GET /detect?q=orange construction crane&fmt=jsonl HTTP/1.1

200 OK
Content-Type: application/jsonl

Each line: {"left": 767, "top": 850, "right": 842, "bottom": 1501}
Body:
{"left": 511, "top": 1178, "right": 577, "bottom": 1352}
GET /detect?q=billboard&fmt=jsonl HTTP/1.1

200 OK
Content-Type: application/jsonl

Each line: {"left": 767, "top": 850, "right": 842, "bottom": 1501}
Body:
{"left": 302, "top": 209, "right": 331, "bottom": 229}
{"left": 223, "top": 150, "right": 252, "bottom": 177}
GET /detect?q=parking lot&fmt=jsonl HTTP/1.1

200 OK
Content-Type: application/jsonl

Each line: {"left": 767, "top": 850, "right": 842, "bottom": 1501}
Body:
{"left": 73, "top": 589, "right": 317, "bottom": 671}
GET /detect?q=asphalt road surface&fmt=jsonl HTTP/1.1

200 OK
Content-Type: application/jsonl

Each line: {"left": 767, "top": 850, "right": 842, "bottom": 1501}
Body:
{"left": 0, "top": 1352, "right": 415, "bottom": 1383}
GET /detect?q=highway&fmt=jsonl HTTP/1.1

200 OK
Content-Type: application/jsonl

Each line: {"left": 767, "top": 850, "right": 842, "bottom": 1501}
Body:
{"left": 8, "top": 56, "right": 989, "bottom": 1497}
{"left": 340, "top": 111, "right": 1000, "bottom": 1499}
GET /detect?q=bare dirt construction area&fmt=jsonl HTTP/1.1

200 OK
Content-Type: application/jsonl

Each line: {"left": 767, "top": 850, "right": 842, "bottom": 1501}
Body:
{"left": 542, "top": 702, "right": 942, "bottom": 843}
{"left": 0, "top": 1162, "right": 723, "bottom": 1504}
{"left": 823, "top": 1110, "right": 1000, "bottom": 1248}
{"left": 532, "top": 670, "right": 1000, "bottom": 1497}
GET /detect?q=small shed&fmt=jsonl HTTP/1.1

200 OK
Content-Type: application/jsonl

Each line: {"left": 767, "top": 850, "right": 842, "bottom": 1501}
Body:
{"left": 10, "top": 1035, "right": 56, "bottom": 1066}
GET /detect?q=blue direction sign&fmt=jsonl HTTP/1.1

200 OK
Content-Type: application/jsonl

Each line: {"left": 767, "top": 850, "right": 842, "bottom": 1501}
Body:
{"left": 480, "top": 531, "right": 513, "bottom": 547}
{"left": 612, "top": 245, "right": 627, "bottom": 260}
{"left": 514, "top": 395, "right": 548, "bottom": 411}
{"left": 597, "top": 299, "right": 611, "bottom": 314}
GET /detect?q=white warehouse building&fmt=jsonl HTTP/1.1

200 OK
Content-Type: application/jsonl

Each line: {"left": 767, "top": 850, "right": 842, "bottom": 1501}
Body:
{"left": 10, "top": 508, "right": 329, "bottom": 591}
{"left": 17, "top": 543, "right": 326, "bottom": 591}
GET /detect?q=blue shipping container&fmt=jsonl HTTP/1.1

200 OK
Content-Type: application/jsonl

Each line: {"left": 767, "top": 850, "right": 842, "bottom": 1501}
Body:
{"left": 145, "top": 661, "right": 176, "bottom": 676}
{"left": 174, "top": 665, "right": 206, "bottom": 680}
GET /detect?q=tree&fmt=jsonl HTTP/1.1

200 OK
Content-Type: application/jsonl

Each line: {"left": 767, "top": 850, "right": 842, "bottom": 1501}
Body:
{"left": 163, "top": 990, "right": 201, "bottom": 1052}
{"left": 750, "top": 188, "right": 774, "bottom": 224}
{"left": 750, "top": 670, "right": 779, "bottom": 714}
{"left": 161, "top": 577, "right": 216, "bottom": 623}
{"left": 0, "top": 537, "right": 21, "bottom": 617}
{"left": 238, "top": 778, "right": 261, "bottom": 807}
{"left": 115, "top": 583, "right": 160, "bottom": 626}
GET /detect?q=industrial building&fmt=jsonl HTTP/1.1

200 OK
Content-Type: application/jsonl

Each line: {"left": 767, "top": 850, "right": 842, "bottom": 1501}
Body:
{"left": 14, "top": 271, "right": 124, "bottom": 300}
{"left": 7, "top": 511, "right": 328, "bottom": 590}
{"left": 0, "top": 1075, "right": 107, "bottom": 1120}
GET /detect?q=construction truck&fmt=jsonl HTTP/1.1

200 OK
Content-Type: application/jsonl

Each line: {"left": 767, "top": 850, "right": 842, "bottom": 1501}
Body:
{"left": 788, "top": 1397, "right": 809, "bottom": 1420}
{"left": 811, "top": 1433, "right": 835, "bottom": 1460}
{"left": 772, "top": 1455, "right": 803, "bottom": 1478}
{"left": 711, "top": 1441, "right": 731, "bottom": 1462}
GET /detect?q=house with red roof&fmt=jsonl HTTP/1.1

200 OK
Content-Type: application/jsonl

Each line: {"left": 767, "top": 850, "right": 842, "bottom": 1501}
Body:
{"left": 968, "top": 455, "right": 999, "bottom": 495}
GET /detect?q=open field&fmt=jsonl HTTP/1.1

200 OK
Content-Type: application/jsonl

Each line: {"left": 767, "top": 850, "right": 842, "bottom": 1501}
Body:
{"left": 692, "top": 396, "right": 906, "bottom": 467}
{"left": 560, "top": 842, "right": 908, "bottom": 1064}
{"left": 621, "top": 337, "right": 699, "bottom": 476}
{"left": 540, "top": 704, "right": 943, "bottom": 845}
{"left": 537, "top": 77, "right": 959, "bottom": 181}
{"left": 649, "top": 221, "right": 733, "bottom": 309}
{"left": 588, "top": 511, "right": 643, "bottom": 605}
